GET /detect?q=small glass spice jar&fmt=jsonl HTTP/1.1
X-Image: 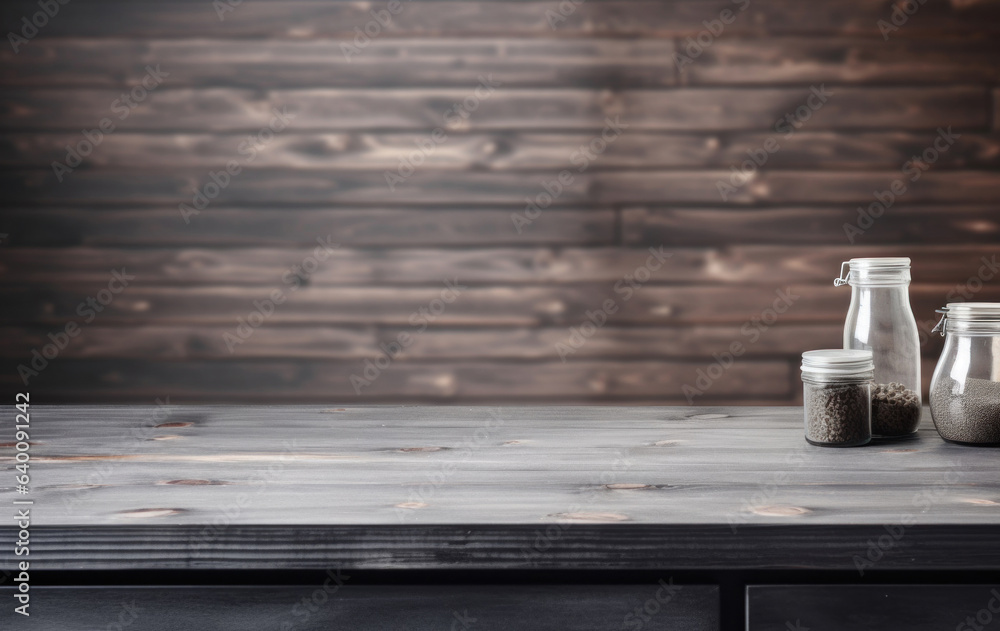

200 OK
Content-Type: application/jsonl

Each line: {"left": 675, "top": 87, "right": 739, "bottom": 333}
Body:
{"left": 929, "top": 303, "right": 1000, "bottom": 446}
{"left": 801, "top": 350, "right": 874, "bottom": 447}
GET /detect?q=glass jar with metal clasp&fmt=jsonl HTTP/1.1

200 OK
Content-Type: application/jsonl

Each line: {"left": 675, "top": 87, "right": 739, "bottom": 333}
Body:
{"left": 834, "top": 258, "right": 922, "bottom": 437}
{"left": 929, "top": 303, "right": 1000, "bottom": 446}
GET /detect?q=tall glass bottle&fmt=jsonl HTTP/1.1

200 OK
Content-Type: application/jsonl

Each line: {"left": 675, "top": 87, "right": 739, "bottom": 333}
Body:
{"left": 834, "top": 257, "right": 921, "bottom": 436}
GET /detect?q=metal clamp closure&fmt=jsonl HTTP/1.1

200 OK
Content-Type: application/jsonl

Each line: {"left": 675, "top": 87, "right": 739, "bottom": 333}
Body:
{"left": 931, "top": 308, "right": 948, "bottom": 336}
{"left": 833, "top": 261, "right": 851, "bottom": 287}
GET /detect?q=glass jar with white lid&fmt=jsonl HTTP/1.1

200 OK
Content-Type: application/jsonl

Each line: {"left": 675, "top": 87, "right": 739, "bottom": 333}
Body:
{"left": 835, "top": 257, "right": 922, "bottom": 437}
{"left": 801, "top": 349, "right": 874, "bottom": 447}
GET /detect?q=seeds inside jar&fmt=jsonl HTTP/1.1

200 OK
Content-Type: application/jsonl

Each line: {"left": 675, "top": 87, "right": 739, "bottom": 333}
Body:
{"left": 805, "top": 383, "right": 870, "bottom": 446}
{"left": 871, "top": 382, "right": 921, "bottom": 436}
{"left": 931, "top": 376, "right": 1000, "bottom": 444}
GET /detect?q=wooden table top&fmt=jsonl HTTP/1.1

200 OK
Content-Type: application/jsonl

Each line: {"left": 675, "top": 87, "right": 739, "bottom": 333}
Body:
{"left": 3, "top": 405, "right": 999, "bottom": 571}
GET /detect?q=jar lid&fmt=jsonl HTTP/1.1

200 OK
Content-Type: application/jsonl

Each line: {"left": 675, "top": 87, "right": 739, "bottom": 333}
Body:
{"left": 834, "top": 257, "right": 911, "bottom": 286}
{"left": 933, "top": 302, "right": 1000, "bottom": 335}
{"left": 941, "top": 302, "right": 1000, "bottom": 321}
{"left": 849, "top": 257, "right": 911, "bottom": 270}
{"left": 801, "top": 349, "right": 874, "bottom": 376}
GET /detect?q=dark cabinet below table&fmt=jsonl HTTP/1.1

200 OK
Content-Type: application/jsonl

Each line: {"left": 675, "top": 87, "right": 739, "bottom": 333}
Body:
{"left": 748, "top": 585, "right": 1000, "bottom": 631}
{"left": 5, "top": 584, "right": 720, "bottom": 631}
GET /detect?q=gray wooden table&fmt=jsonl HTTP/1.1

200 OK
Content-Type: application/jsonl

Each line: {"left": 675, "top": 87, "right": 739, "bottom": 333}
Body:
{"left": 2, "top": 405, "right": 999, "bottom": 631}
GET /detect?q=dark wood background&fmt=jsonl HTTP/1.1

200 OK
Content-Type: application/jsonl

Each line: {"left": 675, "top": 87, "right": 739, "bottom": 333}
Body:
{"left": 0, "top": 0, "right": 998, "bottom": 404}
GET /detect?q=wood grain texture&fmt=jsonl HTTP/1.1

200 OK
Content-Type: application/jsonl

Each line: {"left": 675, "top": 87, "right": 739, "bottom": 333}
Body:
{"left": 0, "top": 39, "right": 679, "bottom": 89}
{"left": 747, "top": 585, "right": 1000, "bottom": 631}
{"left": 682, "top": 37, "right": 1000, "bottom": 85}
{"left": 2, "top": 1, "right": 997, "bottom": 38}
{"left": 0, "top": 324, "right": 842, "bottom": 360}
{"left": 3, "top": 284, "right": 988, "bottom": 326}
{"left": 5, "top": 38, "right": 999, "bottom": 88}
{"left": 5, "top": 169, "right": 1000, "bottom": 205}
{"left": 623, "top": 206, "right": 1000, "bottom": 246}
{"left": 0, "top": 207, "right": 617, "bottom": 247}
{"left": 0, "top": 585, "right": 720, "bottom": 631}
{"left": 1, "top": 405, "right": 999, "bottom": 571}
{"left": 5, "top": 131, "right": 1000, "bottom": 169}
{"left": 0, "top": 87, "right": 986, "bottom": 131}
{"left": 2, "top": 245, "right": 998, "bottom": 285}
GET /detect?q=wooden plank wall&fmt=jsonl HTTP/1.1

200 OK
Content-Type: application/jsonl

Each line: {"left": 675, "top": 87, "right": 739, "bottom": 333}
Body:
{"left": 0, "top": 0, "right": 998, "bottom": 404}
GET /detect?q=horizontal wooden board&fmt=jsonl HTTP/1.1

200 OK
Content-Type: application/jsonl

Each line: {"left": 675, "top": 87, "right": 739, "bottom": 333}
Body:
{"left": 11, "top": 524, "right": 1000, "bottom": 571}
{"left": 6, "top": 38, "right": 1000, "bottom": 88}
{"left": 6, "top": 202, "right": 1000, "bottom": 251}
{"left": 0, "top": 358, "right": 794, "bottom": 401}
{"left": 0, "top": 39, "right": 678, "bottom": 88}
{"left": 0, "top": 87, "right": 986, "bottom": 132}
{"left": 5, "top": 169, "right": 1000, "bottom": 205}
{"left": 623, "top": 206, "right": 1000, "bottom": 245}
{"left": 683, "top": 37, "right": 1000, "bottom": 85}
{"left": 0, "top": 207, "right": 616, "bottom": 247}
{"left": 0, "top": 284, "right": 987, "bottom": 326}
{"left": 0, "top": 324, "right": 844, "bottom": 360}
{"left": 5, "top": 131, "right": 999, "bottom": 170}
{"left": 1, "top": 1, "right": 997, "bottom": 38}
{"left": 591, "top": 170, "right": 1000, "bottom": 206}
{"left": 5, "top": 204, "right": 1000, "bottom": 250}
{"left": 2, "top": 245, "right": 997, "bottom": 285}
{"left": 1, "top": 585, "right": 719, "bottom": 631}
